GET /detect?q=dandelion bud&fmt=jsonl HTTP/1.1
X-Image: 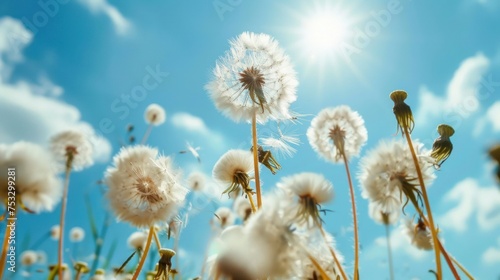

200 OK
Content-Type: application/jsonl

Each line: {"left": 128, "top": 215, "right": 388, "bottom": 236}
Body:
{"left": 252, "top": 145, "right": 281, "bottom": 174}
{"left": 154, "top": 248, "right": 176, "bottom": 280}
{"left": 390, "top": 90, "right": 415, "bottom": 135}
{"left": 74, "top": 261, "right": 90, "bottom": 274}
{"left": 430, "top": 124, "right": 455, "bottom": 168}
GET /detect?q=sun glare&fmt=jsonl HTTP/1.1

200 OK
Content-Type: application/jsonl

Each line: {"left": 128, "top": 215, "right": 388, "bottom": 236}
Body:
{"left": 300, "top": 10, "right": 351, "bottom": 58}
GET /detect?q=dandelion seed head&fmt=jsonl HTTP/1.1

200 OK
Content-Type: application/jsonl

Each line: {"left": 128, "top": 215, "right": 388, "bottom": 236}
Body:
{"left": 105, "top": 145, "right": 188, "bottom": 227}
{"left": 127, "top": 231, "right": 148, "bottom": 250}
{"left": 69, "top": 227, "right": 85, "bottom": 242}
{"left": 20, "top": 250, "right": 38, "bottom": 266}
{"left": 206, "top": 32, "right": 298, "bottom": 123}
{"left": 403, "top": 218, "right": 433, "bottom": 250}
{"left": 307, "top": 106, "right": 368, "bottom": 163}
{"left": 50, "top": 130, "right": 93, "bottom": 171}
{"left": 213, "top": 207, "right": 236, "bottom": 229}
{"left": 0, "top": 142, "right": 62, "bottom": 213}
{"left": 233, "top": 195, "right": 253, "bottom": 221}
{"left": 358, "top": 139, "right": 435, "bottom": 213}
{"left": 144, "top": 103, "right": 166, "bottom": 126}
{"left": 212, "top": 149, "right": 254, "bottom": 196}
{"left": 186, "top": 171, "right": 206, "bottom": 192}
{"left": 50, "top": 224, "right": 60, "bottom": 240}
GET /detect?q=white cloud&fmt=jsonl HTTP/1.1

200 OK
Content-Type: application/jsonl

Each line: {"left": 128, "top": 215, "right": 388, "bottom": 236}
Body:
{"left": 438, "top": 178, "right": 500, "bottom": 232}
{"left": 171, "top": 112, "right": 210, "bottom": 134}
{"left": 482, "top": 238, "right": 500, "bottom": 265}
{"left": 78, "top": 0, "right": 132, "bottom": 35}
{"left": 0, "top": 17, "right": 33, "bottom": 82}
{"left": 486, "top": 101, "right": 500, "bottom": 132}
{"left": 0, "top": 17, "right": 111, "bottom": 163}
{"left": 416, "top": 53, "right": 490, "bottom": 125}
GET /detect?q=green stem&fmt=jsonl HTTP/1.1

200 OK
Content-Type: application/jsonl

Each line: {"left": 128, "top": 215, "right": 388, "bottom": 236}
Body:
{"left": 403, "top": 128, "right": 442, "bottom": 279}
{"left": 132, "top": 226, "right": 154, "bottom": 280}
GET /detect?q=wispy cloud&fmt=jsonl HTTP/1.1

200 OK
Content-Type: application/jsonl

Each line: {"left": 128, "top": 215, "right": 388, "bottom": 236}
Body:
{"left": 473, "top": 101, "right": 500, "bottom": 136}
{"left": 438, "top": 178, "right": 500, "bottom": 232}
{"left": 415, "top": 53, "right": 490, "bottom": 126}
{"left": 171, "top": 112, "right": 212, "bottom": 134}
{"left": 0, "top": 17, "right": 111, "bottom": 162}
{"left": 78, "top": 0, "right": 132, "bottom": 35}
{"left": 482, "top": 237, "right": 500, "bottom": 265}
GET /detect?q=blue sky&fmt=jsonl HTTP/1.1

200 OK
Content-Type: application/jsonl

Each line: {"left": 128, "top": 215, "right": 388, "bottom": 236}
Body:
{"left": 1, "top": 0, "right": 500, "bottom": 279}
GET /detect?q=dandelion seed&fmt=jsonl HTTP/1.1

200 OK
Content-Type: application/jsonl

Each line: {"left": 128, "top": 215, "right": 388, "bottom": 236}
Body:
{"left": 50, "top": 130, "right": 93, "bottom": 171}
{"left": 206, "top": 32, "right": 298, "bottom": 123}
{"left": 144, "top": 103, "right": 166, "bottom": 126}
{"left": 105, "top": 145, "right": 188, "bottom": 228}
{"left": 358, "top": 139, "right": 435, "bottom": 214}
{"left": 20, "top": 250, "right": 38, "bottom": 266}
{"left": 50, "top": 225, "right": 61, "bottom": 240}
{"left": 307, "top": 106, "right": 368, "bottom": 163}
{"left": 277, "top": 172, "right": 334, "bottom": 227}
{"left": 179, "top": 142, "right": 201, "bottom": 163}
{"left": 69, "top": 227, "right": 85, "bottom": 242}
{"left": 390, "top": 90, "right": 415, "bottom": 135}
{"left": 0, "top": 142, "right": 62, "bottom": 213}
{"left": 430, "top": 124, "right": 455, "bottom": 168}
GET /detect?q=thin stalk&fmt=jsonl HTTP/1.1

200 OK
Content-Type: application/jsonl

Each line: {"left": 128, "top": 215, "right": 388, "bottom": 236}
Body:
{"left": 140, "top": 124, "right": 154, "bottom": 145}
{"left": 58, "top": 168, "right": 71, "bottom": 280}
{"left": 403, "top": 128, "right": 442, "bottom": 278}
{"left": 132, "top": 225, "right": 154, "bottom": 280}
{"left": 153, "top": 229, "right": 162, "bottom": 254}
{"left": 91, "top": 212, "right": 111, "bottom": 274}
{"left": 315, "top": 220, "right": 348, "bottom": 280}
{"left": 446, "top": 251, "right": 474, "bottom": 280}
{"left": 385, "top": 225, "right": 395, "bottom": 280}
{"left": 307, "top": 253, "right": 332, "bottom": 280}
{"left": 0, "top": 213, "right": 11, "bottom": 279}
{"left": 251, "top": 112, "right": 262, "bottom": 208}
{"left": 342, "top": 152, "right": 359, "bottom": 280}
{"left": 410, "top": 197, "right": 460, "bottom": 279}
{"left": 245, "top": 190, "right": 257, "bottom": 213}
{"left": 75, "top": 270, "right": 82, "bottom": 280}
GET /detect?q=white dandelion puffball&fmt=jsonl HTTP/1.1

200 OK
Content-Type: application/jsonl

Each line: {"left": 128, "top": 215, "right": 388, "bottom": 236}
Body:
{"left": 127, "top": 231, "right": 148, "bottom": 250}
{"left": 105, "top": 145, "right": 188, "bottom": 227}
{"left": 50, "top": 224, "right": 60, "bottom": 240}
{"left": 69, "top": 227, "right": 85, "bottom": 242}
{"left": 206, "top": 32, "right": 298, "bottom": 123}
{"left": 368, "top": 201, "right": 400, "bottom": 225}
{"left": 277, "top": 172, "right": 334, "bottom": 204}
{"left": 50, "top": 130, "right": 93, "bottom": 171}
{"left": 187, "top": 171, "right": 206, "bottom": 192}
{"left": 144, "top": 103, "right": 166, "bottom": 126}
{"left": 20, "top": 250, "right": 38, "bottom": 266}
{"left": 307, "top": 106, "right": 368, "bottom": 163}
{"left": 0, "top": 142, "right": 62, "bottom": 213}
{"left": 403, "top": 219, "right": 433, "bottom": 250}
{"left": 233, "top": 195, "right": 253, "bottom": 221}
{"left": 213, "top": 207, "right": 236, "bottom": 229}
{"left": 358, "top": 139, "right": 435, "bottom": 213}
{"left": 212, "top": 149, "right": 254, "bottom": 191}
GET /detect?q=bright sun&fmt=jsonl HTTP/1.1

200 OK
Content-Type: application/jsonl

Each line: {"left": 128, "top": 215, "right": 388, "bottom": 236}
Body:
{"left": 300, "top": 10, "right": 351, "bottom": 58}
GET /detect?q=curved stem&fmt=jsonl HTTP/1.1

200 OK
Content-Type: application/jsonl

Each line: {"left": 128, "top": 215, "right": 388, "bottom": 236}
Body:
{"left": 153, "top": 229, "right": 162, "bottom": 254}
{"left": 403, "top": 128, "right": 442, "bottom": 279}
{"left": 58, "top": 168, "right": 71, "bottom": 280}
{"left": 446, "top": 250, "right": 474, "bottom": 280}
{"left": 342, "top": 153, "right": 359, "bottom": 280}
{"left": 245, "top": 190, "right": 257, "bottom": 213}
{"left": 316, "top": 220, "right": 348, "bottom": 280}
{"left": 132, "top": 226, "right": 154, "bottom": 280}
{"left": 0, "top": 211, "right": 11, "bottom": 279}
{"left": 140, "top": 124, "right": 154, "bottom": 145}
{"left": 385, "top": 225, "right": 395, "bottom": 280}
{"left": 306, "top": 253, "right": 332, "bottom": 280}
{"left": 251, "top": 113, "right": 262, "bottom": 208}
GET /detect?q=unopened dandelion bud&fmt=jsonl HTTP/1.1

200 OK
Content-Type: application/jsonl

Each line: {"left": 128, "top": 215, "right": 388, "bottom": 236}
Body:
{"left": 74, "top": 261, "right": 90, "bottom": 274}
{"left": 390, "top": 90, "right": 415, "bottom": 134}
{"left": 252, "top": 145, "right": 281, "bottom": 174}
{"left": 430, "top": 124, "right": 454, "bottom": 168}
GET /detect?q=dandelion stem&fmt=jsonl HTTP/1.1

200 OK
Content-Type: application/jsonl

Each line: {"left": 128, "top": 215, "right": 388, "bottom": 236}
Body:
{"left": 385, "top": 225, "right": 395, "bottom": 280}
{"left": 140, "top": 124, "right": 154, "bottom": 145}
{"left": 153, "top": 229, "right": 162, "bottom": 254}
{"left": 245, "top": 190, "right": 257, "bottom": 213}
{"left": 58, "top": 167, "right": 72, "bottom": 280}
{"left": 251, "top": 112, "right": 262, "bottom": 208}
{"left": 306, "top": 252, "right": 332, "bottom": 280}
{"left": 403, "top": 128, "right": 442, "bottom": 279}
{"left": 437, "top": 239, "right": 465, "bottom": 279}
{"left": 132, "top": 225, "right": 154, "bottom": 280}
{"left": 342, "top": 152, "right": 360, "bottom": 280}
{"left": 315, "top": 220, "right": 348, "bottom": 280}
{"left": 0, "top": 206, "right": 11, "bottom": 280}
